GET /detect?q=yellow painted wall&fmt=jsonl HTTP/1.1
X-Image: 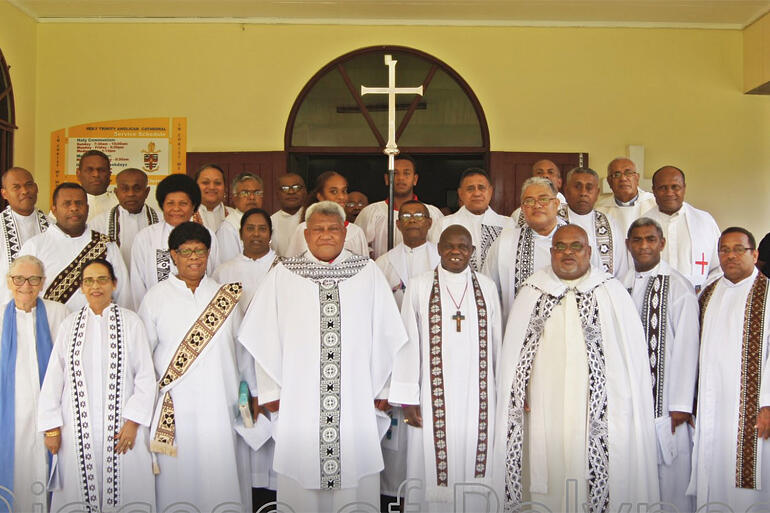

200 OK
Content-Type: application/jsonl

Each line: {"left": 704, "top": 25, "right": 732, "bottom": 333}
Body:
{"left": 24, "top": 22, "right": 770, "bottom": 237}
{"left": 744, "top": 11, "right": 770, "bottom": 92}
{"left": 0, "top": 1, "right": 37, "bottom": 173}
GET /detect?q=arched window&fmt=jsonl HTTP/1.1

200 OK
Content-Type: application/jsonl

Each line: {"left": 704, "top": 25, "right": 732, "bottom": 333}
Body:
{"left": 0, "top": 48, "right": 15, "bottom": 174}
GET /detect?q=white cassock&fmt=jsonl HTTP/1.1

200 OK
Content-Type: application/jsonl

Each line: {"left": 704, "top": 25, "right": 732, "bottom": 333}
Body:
{"left": 0, "top": 299, "right": 67, "bottom": 513}
{"left": 239, "top": 250, "right": 407, "bottom": 512}
{"left": 688, "top": 268, "right": 770, "bottom": 510}
{"left": 224, "top": 208, "right": 245, "bottom": 232}
{"left": 493, "top": 268, "right": 659, "bottom": 513}
{"left": 90, "top": 204, "right": 160, "bottom": 268}
{"left": 129, "top": 221, "right": 221, "bottom": 307}
{"left": 215, "top": 219, "right": 244, "bottom": 264}
{"left": 38, "top": 304, "right": 157, "bottom": 512}
{"left": 0, "top": 206, "right": 51, "bottom": 303}
{"left": 642, "top": 202, "right": 721, "bottom": 293}
{"left": 139, "top": 275, "right": 254, "bottom": 512}
{"left": 440, "top": 206, "right": 513, "bottom": 273}
{"left": 374, "top": 241, "right": 440, "bottom": 498}
{"left": 510, "top": 192, "right": 567, "bottom": 227}
{"left": 483, "top": 222, "right": 564, "bottom": 321}
{"left": 285, "top": 221, "right": 369, "bottom": 258}
{"left": 19, "top": 225, "right": 132, "bottom": 311}
{"left": 390, "top": 266, "right": 502, "bottom": 512}
{"left": 559, "top": 206, "right": 629, "bottom": 278}
{"left": 270, "top": 209, "right": 303, "bottom": 257}
{"left": 86, "top": 191, "right": 119, "bottom": 223}
{"left": 595, "top": 189, "right": 657, "bottom": 237}
{"left": 622, "top": 260, "right": 699, "bottom": 513}
{"left": 197, "top": 202, "right": 237, "bottom": 233}
{"left": 355, "top": 200, "right": 445, "bottom": 259}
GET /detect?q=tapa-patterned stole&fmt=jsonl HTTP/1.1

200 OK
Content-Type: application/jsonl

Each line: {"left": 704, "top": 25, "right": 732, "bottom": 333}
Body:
{"left": 427, "top": 269, "right": 490, "bottom": 487}
{"left": 558, "top": 206, "right": 614, "bottom": 274}
{"left": 150, "top": 282, "right": 242, "bottom": 459}
{"left": 282, "top": 253, "right": 369, "bottom": 489}
{"left": 155, "top": 249, "right": 172, "bottom": 283}
{"left": 44, "top": 231, "right": 110, "bottom": 305}
{"left": 512, "top": 227, "right": 535, "bottom": 296}
{"left": 471, "top": 224, "right": 502, "bottom": 272}
{"left": 504, "top": 287, "right": 610, "bottom": 513}
{"left": 640, "top": 274, "right": 669, "bottom": 418}
{"left": 1, "top": 206, "right": 49, "bottom": 266}
{"left": 107, "top": 205, "right": 159, "bottom": 246}
{"left": 700, "top": 272, "right": 768, "bottom": 489}
{"left": 69, "top": 304, "right": 125, "bottom": 512}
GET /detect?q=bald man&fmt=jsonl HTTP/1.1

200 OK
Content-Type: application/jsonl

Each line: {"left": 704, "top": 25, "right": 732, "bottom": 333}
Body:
{"left": 511, "top": 159, "right": 567, "bottom": 226}
{"left": 0, "top": 168, "right": 51, "bottom": 301}
{"left": 596, "top": 157, "right": 656, "bottom": 235}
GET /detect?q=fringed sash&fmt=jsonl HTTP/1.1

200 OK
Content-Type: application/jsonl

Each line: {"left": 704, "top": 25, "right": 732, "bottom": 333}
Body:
{"left": 107, "top": 205, "right": 159, "bottom": 246}
{"left": 150, "top": 283, "right": 242, "bottom": 459}
{"left": 69, "top": 304, "right": 125, "bottom": 511}
{"left": 558, "top": 207, "right": 614, "bottom": 274}
{"left": 641, "top": 274, "right": 669, "bottom": 418}
{"left": 700, "top": 273, "right": 768, "bottom": 489}
{"left": 471, "top": 224, "right": 502, "bottom": 272}
{"left": 1, "top": 206, "right": 49, "bottom": 266}
{"left": 44, "top": 231, "right": 110, "bottom": 305}
{"left": 504, "top": 287, "right": 610, "bottom": 513}
{"left": 427, "top": 269, "right": 490, "bottom": 489}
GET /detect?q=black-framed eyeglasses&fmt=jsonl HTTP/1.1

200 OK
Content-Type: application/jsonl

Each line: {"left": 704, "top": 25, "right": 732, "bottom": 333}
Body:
{"left": 399, "top": 212, "right": 427, "bottom": 221}
{"left": 175, "top": 248, "right": 209, "bottom": 258}
{"left": 279, "top": 185, "right": 305, "bottom": 193}
{"left": 10, "top": 275, "right": 43, "bottom": 286}
{"left": 718, "top": 245, "right": 754, "bottom": 255}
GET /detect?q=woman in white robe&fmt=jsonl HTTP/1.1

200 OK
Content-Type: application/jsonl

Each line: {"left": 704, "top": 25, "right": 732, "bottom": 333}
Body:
{"left": 38, "top": 258, "right": 157, "bottom": 512}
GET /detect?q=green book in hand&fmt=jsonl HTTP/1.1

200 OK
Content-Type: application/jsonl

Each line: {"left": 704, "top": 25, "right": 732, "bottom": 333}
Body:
{"left": 239, "top": 381, "right": 254, "bottom": 428}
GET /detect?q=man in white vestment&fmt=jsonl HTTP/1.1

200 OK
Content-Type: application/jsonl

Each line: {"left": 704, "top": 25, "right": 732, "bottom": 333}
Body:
{"left": 642, "top": 166, "right": 721, "bottom": 293}
{"left": 596, "top": 157, "right": 656, "bottom": 235}
{"left": 90, "top": 168, "right": 159, "bottom": 267}
{"left": 688, "top": 227, "right": 770, "bottom": 511}
{"left": 0, "top": 256, "right": 68, "bottom": 513}
{"left": 623, "top": 217, "right": 699, "bottom": 513}
{"left": 224, "top": 172, "right": 265, "bottom": 232}
{"left": 345, "top": 191, "right": 368, "bottom": 223}
{"left": 139, "top": 222, "right": 254, "bottom": 512}
{"left": 130, "top": 174, "right": 221, "bottom": 306}
{"left": 75, "top": 150, "right": 119, "bottom": 222}
{"left": 559, "top": 167, "right": 628, "bottom": 277}
{"left": 240, "top": 201, "right": 407, "bottom": 513}
{"left": 270, "top": 173, "right": 306, "bottom": 257}
{"left": 0, "top": 167, "right": 50, "bottom": 302}
{"left": 390, "top": 224, "right": 502, "bottom": 512}
{"left": 493, "top": 224, "right": 659, "bottom": 513}
{"left": 440, "top": 168, "right": 513, "bottom": 273}
{"left": 484, "top": 177, "right": 565, "bottom": 317}
{"left": 355, "top": 156, "right": 444, "bottom": 259}
{"left": 19, "top": 183, "right": 132, "bottom": 311}
{"left": 511, "top": 159, "right": 567, "bottom": 226}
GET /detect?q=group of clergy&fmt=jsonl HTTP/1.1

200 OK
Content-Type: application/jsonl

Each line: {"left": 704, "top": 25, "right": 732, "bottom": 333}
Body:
{"left": 0, "top": 148, "right": 767, "bottom": 513}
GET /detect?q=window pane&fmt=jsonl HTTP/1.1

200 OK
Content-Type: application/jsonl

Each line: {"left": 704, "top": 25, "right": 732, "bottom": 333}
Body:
{"left": 0, "top": 96, "right": 8, "bottom": 123}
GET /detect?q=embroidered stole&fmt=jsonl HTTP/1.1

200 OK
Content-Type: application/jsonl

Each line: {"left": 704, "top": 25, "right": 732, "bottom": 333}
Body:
{"left": 699, "top": 273, "right": 768, "bottom": 489}
{"left": 68, "top": 304, "right": 125, "bottom": 511}
{"left": 427, "top": 269, "right": 490, "bottom": 488}
{"left": 471, "top": 224, "right": 502, "bottom": 271}
{"left": 513, "top": 227, "right": 535, "bottom": 296}
{"left": 107, "top": 205, "right": 159, "bottom": 246}
{"left": 44, "top": 231, "right": 110, "bottom": 304}
{"left": 156, "top": 250, "right": 172, "bottom": 282}
{"left": 282, "top": 253, "right": 369, "bottom": 489}
{"left": 1, "top": 206, "right": 49, "bottom": 266}
{"left": 640, "top": 274, "right": 670, "bottom": 418}
{"left": 150, "top": 282, "right": 242, "bottom": 459}
{"left": 505, "top": 287, "right": 610, "bottom": 513}
{"left": 558, "top": 207, "right": 614, "bottom": 274}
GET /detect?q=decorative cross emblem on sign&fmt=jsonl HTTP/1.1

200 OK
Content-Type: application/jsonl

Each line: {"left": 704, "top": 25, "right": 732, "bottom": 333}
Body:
{"left": 695, "top": 253, "right": 708, "bottom": 275}
{"left": 452, "top": 310, "right": 465, "bottom": 332}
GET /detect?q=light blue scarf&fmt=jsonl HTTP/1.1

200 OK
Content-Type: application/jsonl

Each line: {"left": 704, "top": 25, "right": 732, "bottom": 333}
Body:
{"left": 0, "top": 298, "right": 53, "bottom": 511}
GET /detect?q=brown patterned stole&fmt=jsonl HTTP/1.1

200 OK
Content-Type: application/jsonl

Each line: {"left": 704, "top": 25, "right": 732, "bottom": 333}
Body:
{"left": 107, "top": 204, "right": 159, "bottom": 246}
{"left": 150, "top": 282, "right": 242, "bottom": 462}
{"left": 44, "top": 231, "right": 110, "bottom": 304}
{"left": 699, "top": 272, "right": 768, "bottom": 489}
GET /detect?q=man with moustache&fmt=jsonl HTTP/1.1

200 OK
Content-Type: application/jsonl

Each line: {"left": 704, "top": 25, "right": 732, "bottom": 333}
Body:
{"left": 344, "top": 191, "right": 368, "bottom": 223}
{"left": 270, "top": 173, "right": 307, "bottom": 257}
{"left": 511, "top": 159, "right": 567, "bottom": 226}
{"left": 596, "top": 157, "right": 656, "bottom": 235}
{"left": 224, "top": 173, "right": 265, "bottom": 232}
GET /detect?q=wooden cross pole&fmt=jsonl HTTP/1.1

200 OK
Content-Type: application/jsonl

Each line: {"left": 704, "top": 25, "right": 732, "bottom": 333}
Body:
{"left": 361, "top": 55, "right": 423, "bottom": 251}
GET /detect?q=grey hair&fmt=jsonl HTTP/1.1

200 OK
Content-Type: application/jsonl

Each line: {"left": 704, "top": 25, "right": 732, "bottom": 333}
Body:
{"left": 627, "top": 217, "right": 664, "bottom": 239}
{"left": 8, "top": 255, "right": 45, "bottom": 278}
{"left": 565, "top": 167, "right": 599, "bottom": 184}
{"left": 607, "top": 157, "right": 635, "bottom": 173}
{"left": 305, "top": 200, "right": 346, "bottom": 224}
{"left": 520, "top": 176, "right": 557, "bottom": 202}
{"left": 231, "top": 173, "right": 263, "bottom": 195}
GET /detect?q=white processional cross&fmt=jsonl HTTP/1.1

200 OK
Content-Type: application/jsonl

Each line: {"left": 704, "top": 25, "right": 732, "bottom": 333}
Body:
{"left": 361, "top": 54, "right": 424, "bottom": 250}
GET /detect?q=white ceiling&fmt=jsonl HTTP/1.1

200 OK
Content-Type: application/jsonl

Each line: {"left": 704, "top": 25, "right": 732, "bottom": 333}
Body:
{"left": 8, "top": 0, "right": 770, "bottom": 28}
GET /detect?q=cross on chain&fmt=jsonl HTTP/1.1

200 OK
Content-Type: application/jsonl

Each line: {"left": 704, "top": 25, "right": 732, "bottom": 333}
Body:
{"left": 695, "top": 252, "right": 708, "bottom": 275}
{"left": 452, "top": 310, "right": 465, "bottom": 332}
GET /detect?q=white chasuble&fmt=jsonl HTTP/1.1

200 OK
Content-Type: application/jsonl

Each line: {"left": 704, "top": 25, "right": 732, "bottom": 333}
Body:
{"left": 215, "top": 218, "right": 243, "bottom": 264}
{"left": 197, "top": 202, "right": 236, "bottom": 233}
{"left": 86, "top": 191, "right": 119, "bottom": 223}
{"left": 493, "top": 268, "right": 659, "bottom": 513}
{"left": 90, "top": 204, "right": 160, "bottom": 268}
{"left": 375, "top": 241, "right": 440, "bottom": 309}
{"left": 440, "top": 206, "right": 514, "bottom": 273}
{"left": 390, "top": 266, "right": 502, "bottom": 512}
{"left": 688, "top": 269, "right": 770, "bottom": 511}
{"left": 595, "top": 189, "right": 656, "bottom": 237}
{"left": 138, "top": 275, "right": 253, "bottom": 513}
{"left": 285, "top": 221, "right": 369, "bottom": 258}
{"left": 270, "top": 209, "right": 303, "bottom": 257}
{"left": 37, "top": 305, "right": 157, "bottom": 512}
{"left": 355, "top": 200, "right": 445, "bottom": 259}
{"left": 239, "top": 250, "right": 407, "bottom": 495}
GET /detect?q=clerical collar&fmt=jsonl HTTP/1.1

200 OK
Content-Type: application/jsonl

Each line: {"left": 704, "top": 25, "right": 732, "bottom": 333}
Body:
{"left": 532, "top": 223, "right": 559, "bottom": 240}
{"left": 403, "top": 241, "right": 428, "bottom": 253}
{"left": 439, "top": 264, "right": 470, "bottom": 285}
{"left": 566, "top": 206, "right": 594, "bottom": 220}
{"left": 615, "top": 193, "right": 639, "bottom": 207}
{"left": 635, "top": 262, "right": 661, "bottom": 280}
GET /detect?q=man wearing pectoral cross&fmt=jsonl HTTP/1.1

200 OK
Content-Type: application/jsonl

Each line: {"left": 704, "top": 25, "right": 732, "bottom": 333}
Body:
{"left": 390, "top": 224, "right": 503, "bottom": 512}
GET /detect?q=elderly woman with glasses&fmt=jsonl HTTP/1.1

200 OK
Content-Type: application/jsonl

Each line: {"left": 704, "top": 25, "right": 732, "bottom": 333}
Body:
{"left": 0, "top": 255, "right": 68, "bottom": 513}
{"left": 38, "top": 258, "right": 157, "bottom": 512}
